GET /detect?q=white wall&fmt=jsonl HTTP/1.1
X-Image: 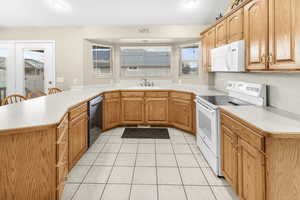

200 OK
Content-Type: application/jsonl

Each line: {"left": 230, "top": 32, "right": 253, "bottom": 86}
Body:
{"left": 214, "top": 72, "right": 300, "bottom": 115}
{"left": 0, "top": 25, "right": 210, "bottom": 89}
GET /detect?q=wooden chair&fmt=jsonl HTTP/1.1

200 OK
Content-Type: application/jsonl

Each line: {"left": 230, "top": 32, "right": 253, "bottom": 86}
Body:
{"left": 27, "top": 90, "right": 46, "bottom": 99}
{"left": 48, "top": 88, "right": 63, "bottom": 95}
{"left": 2, "top": 94, "right": 27, "bottom": 106}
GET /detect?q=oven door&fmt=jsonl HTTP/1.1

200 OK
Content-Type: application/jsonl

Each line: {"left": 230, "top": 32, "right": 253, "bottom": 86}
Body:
{"left": 195, "top": 101, "right": 218, "bottom": 155}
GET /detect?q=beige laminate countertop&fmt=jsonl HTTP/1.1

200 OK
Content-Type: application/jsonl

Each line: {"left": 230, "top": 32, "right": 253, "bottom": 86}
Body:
{"left": 220, "top": 105, "right": 300, "bottom": 137}
{"left": 0, "top": 84, "right": 224, "bottom": 133}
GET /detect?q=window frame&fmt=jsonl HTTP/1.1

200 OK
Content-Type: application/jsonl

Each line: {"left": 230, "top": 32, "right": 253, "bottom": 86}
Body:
{"left": 179, "top": 43, "right": 200, "bottom": 77}
{"left": 119, "top": 45, "right": 172, "bottom": 78}
{"left": 91, "top": 44, "right": 113, "bottom": 78}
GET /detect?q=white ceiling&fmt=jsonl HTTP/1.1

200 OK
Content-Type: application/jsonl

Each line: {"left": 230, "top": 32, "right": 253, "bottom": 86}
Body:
{"left": 0, "top": 0, "right": 230, "bottom": 27}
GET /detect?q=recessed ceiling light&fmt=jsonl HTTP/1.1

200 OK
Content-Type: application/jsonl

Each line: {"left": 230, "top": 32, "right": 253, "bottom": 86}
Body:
{"left": 182, "top": 0, "right": 200, "bottom": 9}
{"left": 46, "top": 0, "right": 71, "bottom": 12}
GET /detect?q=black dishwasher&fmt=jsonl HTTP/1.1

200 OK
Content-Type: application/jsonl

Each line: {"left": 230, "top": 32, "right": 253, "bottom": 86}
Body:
{"left": 88, "top": 95, "right": 103, "bottom": 147}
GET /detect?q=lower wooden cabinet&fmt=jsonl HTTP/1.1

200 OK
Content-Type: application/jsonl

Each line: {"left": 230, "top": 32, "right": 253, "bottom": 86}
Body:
{"left": 145, "top": 97, "right": 168, "bottom": 124}
{"left": 68, "top": 106, "right": 88, "bottom": 170}
{"left": 221, "top": 111, "right": 265, "bottom": 200}
{"left": 221, "top": 125, "right": 238, "bottom": 192}
{"left": 103, "top": 96, "right": 120, "bottom": 130}
{"left": 238, "top": 138, "right": 265, "bottom": 200}
{"left": 169, "top": 98, "right": 193, "bottom": 132}
{"left": 121, "top": 97, "right": 145, "bottom": 124}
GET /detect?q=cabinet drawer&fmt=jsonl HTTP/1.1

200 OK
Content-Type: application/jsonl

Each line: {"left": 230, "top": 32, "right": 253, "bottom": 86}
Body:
{"left": 170, "top": 92, "right": 192, "bottom": 100}
{"left": 69, "top": 103, "right": 87, "bottom": 120}
{"left": 104, "top": 92, "right": 120, "bottom": 99}
{"left": 221, "top": 113, "right": 264, "bottom": 151}
{"left": 145, "top": 92, "right": 168, "bottom": 98}
{"left": 121, "top": 91, "right": 144, "bottom": 97}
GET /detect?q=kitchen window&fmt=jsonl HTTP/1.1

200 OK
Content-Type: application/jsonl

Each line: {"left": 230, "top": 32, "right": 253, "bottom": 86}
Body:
{"left": 92, "top": 45, "right": 113, "bottom": 76}
{"left": 180, "top": 44, "right": 200, "bottom": 76}
{"left": 120, "top": 46, "right": 171, "bottom": 77}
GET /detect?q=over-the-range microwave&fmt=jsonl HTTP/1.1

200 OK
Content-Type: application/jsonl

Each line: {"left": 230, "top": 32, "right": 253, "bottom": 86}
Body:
{"left": 211, "top": 40, "right": 245, "bottom": 72}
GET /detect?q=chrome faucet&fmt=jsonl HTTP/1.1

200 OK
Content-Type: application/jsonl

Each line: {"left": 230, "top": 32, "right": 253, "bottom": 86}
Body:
{"left": 139, "top": 79, "right": 154, "bottom": 87}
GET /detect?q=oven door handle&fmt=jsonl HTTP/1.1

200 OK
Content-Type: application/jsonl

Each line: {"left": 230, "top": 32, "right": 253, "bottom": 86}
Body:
{"left": 195, "top": 101, "right": 215, "bottom": 114}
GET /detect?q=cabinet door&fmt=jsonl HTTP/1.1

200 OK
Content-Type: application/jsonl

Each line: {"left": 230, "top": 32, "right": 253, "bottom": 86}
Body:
{"left": 227, "top": 9, "right": 244, "bottom": 43}
{"left": 238, "top": 139, "right": 265, "bottom": 200}
{"left": 121, "top": 97, "right": 144, "bottom": 124}
{"left": 269, "top": 0, "right": 300, "bottom": 70}
{"left": 207, "top": 28, "right": 216, "bottom": 71}
{"left": 221, "top": 125, "right": 238, "bottom": 193}
{"left": 145, "top": 97, "right": 168, "bottom": 124}
{"left": 244, "top": 0, "right": 268, "bottom": 71}
{"left": 69, "top": 113, "right": 88, "bottom": 169}
{"left": 216, "top": 20, "right": 227, "bottom": 47}
{"left": 201, "top": 35, "right": 209, "bottom": 72}
{"left": 103, "top": 98, "right": 120, "bottom": 130}
{"left": 169, "top": 98, "right": 192, "bottom": 132}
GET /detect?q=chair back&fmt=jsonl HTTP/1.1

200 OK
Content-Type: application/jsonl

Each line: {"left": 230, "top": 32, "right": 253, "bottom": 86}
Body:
{"left": 48, "top": 88, "right": 63, "bottom": 95}
{"left": 27, "top": 90, "right": 46, "bottom": 99}
{"left": 2, "top": 94, "right": 27, "bottom": 106}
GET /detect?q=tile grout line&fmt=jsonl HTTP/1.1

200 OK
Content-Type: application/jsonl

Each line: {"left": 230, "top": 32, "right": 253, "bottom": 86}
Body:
{"left": 98, "top": 130, "right": 123, "bottom": 200}
{"left": 154, "top": 135, "right": 159, "bottom": 200}
{"left": 70, "top": 133, "right": 113, "bottom": 200}
{"left": 187, "top": 140, "right": 218, "bottom": 200}
{"left": 128, "top": 138, "right": 139, "bottom": 200}
{"left": 170, "top": 130, "right": 189, "bottom": 200}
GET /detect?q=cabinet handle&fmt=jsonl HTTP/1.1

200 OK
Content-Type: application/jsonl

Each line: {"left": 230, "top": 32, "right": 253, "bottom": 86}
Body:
{"left": 269, "top": 54, "right": 274, "bottom": 65}
{"left": 260, "top": 54, "right": 266, "bottom": 64}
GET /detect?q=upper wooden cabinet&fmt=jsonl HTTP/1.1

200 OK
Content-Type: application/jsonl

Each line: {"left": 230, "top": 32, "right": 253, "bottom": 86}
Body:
{"left": 268, "top": 0, "right": 300, "bottom": 70}
{"left": 216, "top": 20, "right": 227, "bottom": 47}
{"left": 244, "top": 0, "right": 268, "bottom": 71}
{"left": 202, "top": 28, "right": 216, "bottom": 72}
{"left": 227, "top": 9, "right": 244, "bottom": 43}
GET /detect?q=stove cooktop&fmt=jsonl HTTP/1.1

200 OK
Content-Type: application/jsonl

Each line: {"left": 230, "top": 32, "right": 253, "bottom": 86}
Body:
{"left": 199, "top": 95, "right": 251, "bottom": 106}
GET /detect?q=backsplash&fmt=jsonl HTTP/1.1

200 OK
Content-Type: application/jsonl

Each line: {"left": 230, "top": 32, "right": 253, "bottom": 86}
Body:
{"left": 214, "top": 73, "right": 300, "bottom": 115}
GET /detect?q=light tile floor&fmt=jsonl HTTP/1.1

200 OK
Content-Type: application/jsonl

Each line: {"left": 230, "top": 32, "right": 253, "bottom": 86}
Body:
{"left": 64, "top": 127, "right": 239, "bottom": 200}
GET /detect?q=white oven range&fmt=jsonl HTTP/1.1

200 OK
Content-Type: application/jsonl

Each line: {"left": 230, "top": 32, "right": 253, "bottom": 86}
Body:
{"left": 195, "top": 81, "right": 267, "bottom": 176}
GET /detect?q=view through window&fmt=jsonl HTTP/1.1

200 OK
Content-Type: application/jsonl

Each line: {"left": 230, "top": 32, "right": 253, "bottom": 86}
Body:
{"left": 92, "top": 45, "right": 112, "bottom": 75}
{"left": 180, "top": 45, "right": 199, "bottom": 76}
{"left": 120, "top": 46, "right": 171, "bottom": 77}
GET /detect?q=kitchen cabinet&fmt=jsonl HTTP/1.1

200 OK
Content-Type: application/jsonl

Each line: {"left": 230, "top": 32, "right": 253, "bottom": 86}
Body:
{"left": 121, "top": 92, "right": 144, "bottom": 124}
{"left": 202, "top": 27, "right": 216, "bottom": 72}
{"left": 221, "top": 125, "right": 238, "bottom": 192}
{"left": 244, "top": 0, "right": 268, "bottom": 71}
{"left": 238, "top": 138, "right": 265, "bottom": 200}
{"left": 221, "top": 111, "right": 265, "bottom": 200}
{"left": 169, "top": 92, "right": 193, "bottom": 132}
{"left": 268, "top": 0, "right": 300, "bottom": 70}
{"left": 56, "top": 114, "right": 69, "bottom": 199}
{"left": 68, "top": 103, "right": 88, "bottom": 170}
{"left": 103, "top": 92, "right": 120, "bottom": 130}
{"left": 145, "top": 92, "right": 169, "bottom": 124}
{"left": 216, "top": 20, "right": 227, "bottom": 47}
{"left": 227, "top": 9, "right": 244, "bottom": 43}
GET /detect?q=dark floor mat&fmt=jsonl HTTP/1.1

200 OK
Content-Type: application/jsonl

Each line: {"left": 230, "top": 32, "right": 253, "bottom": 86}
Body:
{"left": 121, "top": 128, "right": 170, "bottom": 139}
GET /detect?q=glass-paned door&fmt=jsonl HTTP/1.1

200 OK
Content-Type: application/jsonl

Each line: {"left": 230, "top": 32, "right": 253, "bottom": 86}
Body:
{"left": 0, "top": 43, "right": 15, "bottom": 102}
{"left": 16, "top": 43, "right": 55, "bottom": 96}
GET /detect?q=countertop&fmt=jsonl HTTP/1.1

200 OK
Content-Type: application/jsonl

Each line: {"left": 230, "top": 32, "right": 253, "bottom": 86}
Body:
{"left": 1, "top": 84, "right": 299, "bottom": 136}
{"left": 0, "top": 84, "right": 224, "bottom": 132}
{"left": 220, "top": 105, "right": 300, "bottom": 136}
